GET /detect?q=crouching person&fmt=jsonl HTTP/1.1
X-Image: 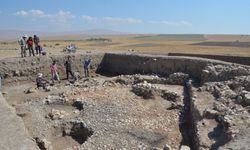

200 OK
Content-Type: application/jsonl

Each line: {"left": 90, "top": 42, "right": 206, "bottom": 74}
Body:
{"left": 39, "top": 44, "right": 46, "bottom": 55}
{"left": 36, "top": 73, "right": 49, "bottom": 90}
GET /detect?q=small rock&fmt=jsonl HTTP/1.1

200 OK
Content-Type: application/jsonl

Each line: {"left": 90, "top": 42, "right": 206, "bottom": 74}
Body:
{"left": 45, "top": 86, "right": 51, "bottom": 92}
{"left": 2, "top": 92, "right": 8, "bottom": 95}
{"left": 236, "top": 95, "right": 243, "bottom": 103}
{"left": 203, "top": 109, "right": 218, "bottom": 119}
{"left": 49, "top": 109, "right": 68, "bottom": 120}
{"left": 180, "top": 145, "right": 190, "bottom": 150}
{"left": 151, "top": 147, "right": 161, "bottom": 150}
{"left": 168, "top": 102, "right": 183, "bottom": 110}
{"left": 13, "top": 70, "right": 20, "bottom": 76}
{"left": 244, "top": 93, "right": 250, "bottom": 105}
{"left": 74, "top": 110, "right": 80, "bottom": 114}
{"left": 163, "top": 144, "right": 172, "bottom": 150}
{"left": 35, "top": 138, "right": 52, "bottom": 150}
{"left": 24, "top": 87, "right": 36, "bottom": 94}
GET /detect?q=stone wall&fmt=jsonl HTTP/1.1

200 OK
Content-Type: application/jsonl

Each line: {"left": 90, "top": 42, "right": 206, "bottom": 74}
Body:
{"left": 99, "top": 53, "right": 243, "bottom": 81}
{"left": 168, "top": 53, "right": 250, "bottom": 66}
{"left": 0, "top": 93, "right": 39, "bottom": 150}
{"left": 1, "top": 52, "right": 250, "bottom": 84}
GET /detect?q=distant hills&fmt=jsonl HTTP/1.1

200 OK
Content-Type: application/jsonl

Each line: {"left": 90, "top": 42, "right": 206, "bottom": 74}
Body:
{"left": 0, "top": 29, "right": 125, "bottom": 41}
{"left": 1, "top": 29, "right": 250, "bottom": 42}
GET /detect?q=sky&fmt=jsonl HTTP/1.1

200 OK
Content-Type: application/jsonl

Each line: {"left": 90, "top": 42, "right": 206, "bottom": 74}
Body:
{"left": 0, "top": 0, "right": 250, "bottom": 34}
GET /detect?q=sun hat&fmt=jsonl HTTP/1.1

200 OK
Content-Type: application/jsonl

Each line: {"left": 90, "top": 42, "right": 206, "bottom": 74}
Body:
{"left": 37, "top": 73, "right": 43, "bottom": 78}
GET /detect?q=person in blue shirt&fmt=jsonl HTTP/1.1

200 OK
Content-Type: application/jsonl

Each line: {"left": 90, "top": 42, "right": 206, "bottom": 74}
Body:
{"left": 18, "top": 35, "right": 27, "bottom": 57}
{"left": 82, "top": 58, "right": 91, "bottom": 77}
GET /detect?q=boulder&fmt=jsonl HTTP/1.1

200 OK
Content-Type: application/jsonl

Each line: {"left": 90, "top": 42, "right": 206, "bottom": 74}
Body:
{"left": 180, "top": 145, "right": 191, "bottom": 150}
{"left": 132, "top": 81, "right": 155, "bottom": 99}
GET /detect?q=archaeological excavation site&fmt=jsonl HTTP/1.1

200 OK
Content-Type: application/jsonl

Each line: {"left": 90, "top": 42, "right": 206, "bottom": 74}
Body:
{"left": 0, "top": 52, "right": 250, "bottom": 150}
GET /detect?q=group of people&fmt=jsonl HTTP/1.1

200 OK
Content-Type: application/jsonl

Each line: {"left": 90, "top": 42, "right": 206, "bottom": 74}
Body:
{"left": 18, "top": 34, "right": 46, "bottom": 57}
{"left": 36, "top": 56, "right": 92, "bottom": 90}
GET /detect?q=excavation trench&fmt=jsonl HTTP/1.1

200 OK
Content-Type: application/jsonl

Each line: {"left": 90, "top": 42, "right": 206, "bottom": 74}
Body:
{"left": 1, "top": 53, "right": 250, "bottom": 149}
{"left": 178, "top": 80, "right": 198, "bottom": 150}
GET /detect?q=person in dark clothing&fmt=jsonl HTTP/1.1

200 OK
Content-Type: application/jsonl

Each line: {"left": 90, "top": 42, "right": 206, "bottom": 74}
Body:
{"left": 33, "top": 35, "right": 40, "bottom": 55}
{"left": 64, "top": 56, "right": 74, "bottom": 80}
{"left": 27, "top": 37, "right": 35, "bottom": 56}
{"left": 36, "top": 73, "right": 48, "bottom": 89}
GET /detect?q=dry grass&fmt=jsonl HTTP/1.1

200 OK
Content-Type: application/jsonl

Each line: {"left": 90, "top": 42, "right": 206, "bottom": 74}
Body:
{"left": 1, "top": 34, "right": 250, "bottom": 59}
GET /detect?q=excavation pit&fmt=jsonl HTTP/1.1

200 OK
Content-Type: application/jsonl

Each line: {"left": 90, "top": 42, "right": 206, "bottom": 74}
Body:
{"left": 1, "top": 53, "right": 250, "bottom": 149}
{"left": 65, "top": 121, "right": 94, "bottom": 144}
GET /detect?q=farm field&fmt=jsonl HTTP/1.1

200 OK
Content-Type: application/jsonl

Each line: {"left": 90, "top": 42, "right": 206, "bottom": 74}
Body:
{"left": 0, "top": 34, "right": 250, "bottom": 59}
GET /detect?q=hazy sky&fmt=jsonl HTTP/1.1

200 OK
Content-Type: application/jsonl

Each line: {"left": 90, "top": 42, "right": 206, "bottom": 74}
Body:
{"left": 1, "top": 0, "right": 250, "bottom": 34}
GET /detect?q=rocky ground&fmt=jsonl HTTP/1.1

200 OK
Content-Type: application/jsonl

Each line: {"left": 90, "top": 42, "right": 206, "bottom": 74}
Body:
{"left": 2, "top": 66, "right": 250, "bottom": 150}
{"left": 3, "top": 74, "right": 187, "bottom": 150}
{"left": 194, "top": 64, "right": 250, "bottom": 150}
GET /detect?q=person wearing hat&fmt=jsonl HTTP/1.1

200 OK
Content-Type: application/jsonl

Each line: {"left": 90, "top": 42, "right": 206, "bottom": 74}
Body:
{"left": 18, "top": 35, "right": 27, "bottom": 57}
{"left": 36, "top": 73, "right": 48, "bottom": 89}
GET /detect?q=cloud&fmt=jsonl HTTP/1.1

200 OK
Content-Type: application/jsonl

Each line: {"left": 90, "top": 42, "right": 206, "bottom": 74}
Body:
{"left": 15, "top": 10, "right": 29, "bottom": 17}
{"left": 180, "top": 21, "right": 193, "bottom": 27}
{"left": 102, "top": 17, "right": 142, "bottom": 24}
{"left": 81, "top": 15, "right": 191, "bottom": 28}
{"left": 15, "top": 9, "right": 75, "bottom": 22}
{"left": 81, "top": 15, "right": 142, "bottom": 25}
{"left": 148, "top": 20, "right": 193, "bottom": 27}
{"left": 81, "top": 15, "right": 98, "bottom": 23}
{"left": 53, "top": 10, "right": 75, "bottom": 23}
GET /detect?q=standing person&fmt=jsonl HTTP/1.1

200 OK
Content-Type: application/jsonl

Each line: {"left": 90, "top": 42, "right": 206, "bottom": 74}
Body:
{"left": 33, "top": 35, "right": 40, "bottom": 55}
{"left": 27, "top": 37, "right": 35, "bottom": 56}
{"left": 82, "top": 58, "right": 91, "bottom": 77}
{"left": 64, "top": 56, "right": 74, "bottom": 80}
{"left": 18, "top": 35, "right": 27, "bottom": 57}
{"left": 50, "top": 60, "right": 60, "bottom": 83}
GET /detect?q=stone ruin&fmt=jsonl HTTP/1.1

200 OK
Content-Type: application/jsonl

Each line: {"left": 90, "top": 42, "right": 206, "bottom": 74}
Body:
{"left": 0, "top": 53, "right": 250, "bottom": 150}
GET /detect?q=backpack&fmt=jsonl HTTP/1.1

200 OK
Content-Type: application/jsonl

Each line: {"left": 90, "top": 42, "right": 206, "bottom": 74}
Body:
{"left": 19, "top": 38, "right": 25, "bottom": 45}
